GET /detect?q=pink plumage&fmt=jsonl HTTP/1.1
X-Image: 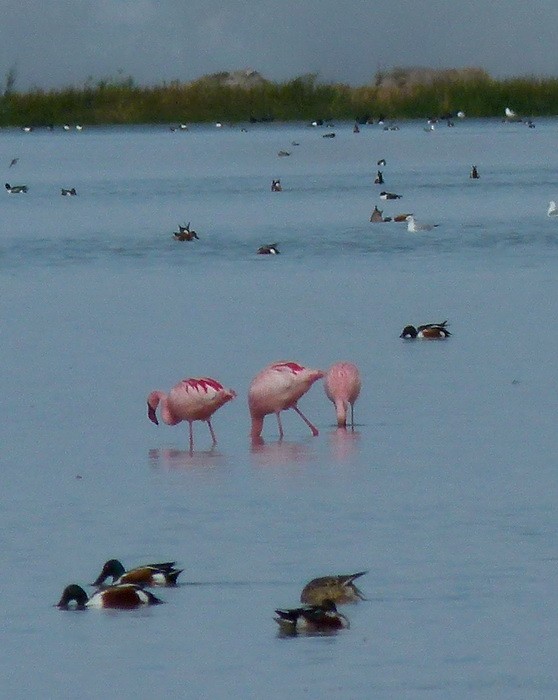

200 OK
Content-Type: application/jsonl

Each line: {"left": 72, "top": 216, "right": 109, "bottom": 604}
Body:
{"left": 248, "top": 361, "right": 325, "bottom": 442}
{"left": 147, "top": 377, "right": 236, "bottom": 451}
{"left": 324, "top": 362, "right": 361, "bottom": 428}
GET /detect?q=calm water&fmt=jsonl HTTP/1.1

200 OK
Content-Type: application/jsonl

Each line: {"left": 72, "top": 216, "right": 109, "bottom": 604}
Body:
{"left": 2, "top": 119, "right": 558, "bottom": 698}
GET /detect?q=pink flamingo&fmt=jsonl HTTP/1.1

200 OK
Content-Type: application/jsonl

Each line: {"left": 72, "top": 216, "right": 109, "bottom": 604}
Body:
{"left": 324, "top": 362, "right": 361, "bottom": 428}
{"left": 248, "top": 361, "right": 324, "bottom": 441}
{"left": 147, "top": 377, "right": 236, "bottom": 451}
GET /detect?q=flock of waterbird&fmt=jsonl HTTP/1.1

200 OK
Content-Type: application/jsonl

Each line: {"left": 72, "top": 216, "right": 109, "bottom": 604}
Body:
{"left": 8, "top": 120, "right": 456, "bottom": 629}
{"left": 57, "top": 556, "right": 367, "bottom": 633}
{"left": 56, "top": 345, "right": 446, "bottom": 629}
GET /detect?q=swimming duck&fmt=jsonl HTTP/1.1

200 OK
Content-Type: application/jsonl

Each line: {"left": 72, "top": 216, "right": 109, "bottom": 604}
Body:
{"left": 57, "top": 583, "right": 164, "bottom": 609}
{"left": 92, "top": 559, "right": 182, "bottom": 587}
{"left": 173, "top": 222, "right": 199, "bottom": 241}
{"left": 257, "top": 243, "right": 280, "bottom": 255}
{"left": 322, "top": 132, "right": 336, "bottom": 138}
{"left": 374, "top": 170, "right": 384, "bottom": 185}
{"left": 379, "top": 191, "right": 402, "bottom": 200}
{"left": 377, "top": 158, "right": 386, "bottom": 166}
{"left": 300, "top": 571, "right": 367, "bottom": 605}
{"left": 400, "top": 322, "right": 451, "bottom": 339}
{"left": 274, "top": 599, "right": 349, "bottom": 632}
{"left": 61, "top": 187, "right": 77, "bottom": 196}
{"left": 271, "top": 179, "right": 282, "bottom": 192}
{"left": 470, "top": 165, "right": 480, "bottom": 179}
{"left": 547, "top": 201, "right": 558, "bottom": 217}
{"left": 277, "top": 150, "right": 291, "bottom": 157}
{"left": 369, "top": 205, "right": 384, "bottom": 223}
{"left": 5, "top": 182, "right": 28, "bottom": 193}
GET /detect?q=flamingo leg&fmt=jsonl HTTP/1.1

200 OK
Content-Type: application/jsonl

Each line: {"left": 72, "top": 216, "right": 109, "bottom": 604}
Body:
{"left": 275, "top": 412, "right": 284, "bottom": 439}
{"left": 292, "top": 406, "right": 319, "bottom": 436}
{"left": 207, "top": 419, "right": 217, "bottom": 446}
{"left": 188, "top": 422, "right": 194, "bottom": 452}
{"left": 350, "top": 403, "right": 355, "bottom": 428}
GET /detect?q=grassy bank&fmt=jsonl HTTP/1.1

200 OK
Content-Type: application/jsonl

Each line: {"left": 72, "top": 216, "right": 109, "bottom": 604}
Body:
{"left": 1, "top": 69, "right": 558, "bottom": 126}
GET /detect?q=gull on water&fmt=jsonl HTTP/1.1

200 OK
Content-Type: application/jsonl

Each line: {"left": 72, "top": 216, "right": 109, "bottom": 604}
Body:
{"left": 406, "top": 215, "right": 438, "bottom": 232}
{"left": 548, "top": 201, "right": 558, "bottom": 217}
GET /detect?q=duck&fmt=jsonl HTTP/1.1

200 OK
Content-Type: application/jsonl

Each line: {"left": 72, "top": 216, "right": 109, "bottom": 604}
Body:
{"left": 274, "top": 599, "right": 349, "bottom": 633}
{"left": 173, "top": 222, "right": 199, "bottom": 241}
{"left": 300, "top": 571, "right": 367, "bottom": 605}
{"left": 369, "top": 205, "right": 385, "bottom": 223}
{"left": 271, "top": 179, "right": 282, "bottom": 192}
{"left": 374, "top": 170, "right": 384, "bottom": 185}
{"left": 57, "top": 583, "right": 164, "bottom": 609}
{"left": 322, "top": 132, "right": 336, "bottom": 138}
{"left": 92, "top": 559, "right": 183, "bottom": 587}
{"left": 5, "top": 182, "right": 28, "bottom": 193}
{"left": 400, "top": 321, "right": 451, "bottom": 339}
{"left": 547, "top": 201, "right": 558, "bottom": 217}
{"left": 61, "top": 187, "right": 77, "bottom": 196}
{"left": 257, "top": 243, "right": 280, "bottom": 255}
{"left": 277, "top": 150, "right": 291, "bottom": 157}
{"left": 379, "top": 191, "right": 402, "bottom": 200}
{"left": 470, "top": 165, "right": 480, "bottom": 179}
{"left": 377, "top": 158, "right": 386, "bottom": 166}
{"left": 393, "top": 213, "right": 413, "bottom": 222}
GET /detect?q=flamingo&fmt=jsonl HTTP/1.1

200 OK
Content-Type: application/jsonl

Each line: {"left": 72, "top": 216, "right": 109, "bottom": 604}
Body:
{"left": 324, "top": 362, "right": 361, "bottom": 428}
{"left": 248, "top": 361, "right": 324, "bottom": 442}
{"left": 147, "top": 377, "right": 236, "bottom": 451}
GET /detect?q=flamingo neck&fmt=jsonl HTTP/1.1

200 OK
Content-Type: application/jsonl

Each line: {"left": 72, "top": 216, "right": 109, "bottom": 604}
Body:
{"left": 250, "top": 414, "right": 264, "bottom": 439}
{"left": 335, "top": 400, "right": 348, "bottom": 427}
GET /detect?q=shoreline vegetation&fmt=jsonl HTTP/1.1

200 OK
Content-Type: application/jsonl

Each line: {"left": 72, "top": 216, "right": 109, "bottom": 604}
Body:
{"left": 1, "top": 67, "right": 558, "bottom": 126}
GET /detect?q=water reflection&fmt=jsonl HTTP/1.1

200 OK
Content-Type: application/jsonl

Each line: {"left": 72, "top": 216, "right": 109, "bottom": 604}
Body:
{"left": 250, "top": 439, "right": 314, "bottom": 467}
{"left": 148, "top": 448, "right": 226, "bottom": 469}
{"left": 328, "top": 427, "right": 361, "bottom": 461}
{"left": 275, "top": 626, "right": 345, "bottom": 639}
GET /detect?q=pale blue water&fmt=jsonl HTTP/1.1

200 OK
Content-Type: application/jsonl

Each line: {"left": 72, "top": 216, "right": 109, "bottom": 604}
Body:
{"left": 2, "top": 119, "right": 558, "bottom": 698}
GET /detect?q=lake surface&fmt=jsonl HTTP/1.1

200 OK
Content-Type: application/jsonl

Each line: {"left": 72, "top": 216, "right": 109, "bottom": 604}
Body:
{"left": 2, "top": 118, "right": 558, "bottom": 698}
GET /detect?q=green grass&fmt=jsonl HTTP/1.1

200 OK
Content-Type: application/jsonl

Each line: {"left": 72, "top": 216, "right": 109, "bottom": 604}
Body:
{"left": 1, "top": 71, "right": 558, "bottom": 126}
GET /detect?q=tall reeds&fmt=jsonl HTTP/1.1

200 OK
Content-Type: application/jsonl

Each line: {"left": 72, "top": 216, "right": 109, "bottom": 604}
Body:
{"left": 1, "top": 68, "right": 558, "bottom": 125}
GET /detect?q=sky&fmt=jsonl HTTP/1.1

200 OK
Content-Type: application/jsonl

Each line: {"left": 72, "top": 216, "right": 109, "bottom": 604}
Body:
{"left": 2, "top": 0, "right": 558, "bottom": 92}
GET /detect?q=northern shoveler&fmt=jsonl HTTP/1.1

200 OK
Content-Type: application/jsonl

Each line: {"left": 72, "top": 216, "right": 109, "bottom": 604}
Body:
{"left": 173, "top": 222, "right": 199, "bottom": 241}
{"left": 374, "top": 170, "right": 384, "bottom": 185}
{"left": 300, "top": 571, "right": 367, "bottom": 605}
{"left": 370, "top": 205, "right": 384, "bottom": 223}
{"left": 470, "top": 165, "right": 480, "bottom": 179}
{"left": 5, "top": 183, "right": 28, "bottom": 193}
{"left": 257, "top": 243, "right": 280, "bottom": 255}
{"left": 271, "top": 179, "right": 282, "bottom": 192}
{"left": 92, "top": 559, "right": 182, "bottom": 587}
{"left": 57, "top": 583, "right": 164, "bottom": 609}
{"left": 274, "top": 599, "right": 349, "bottom": 633}
{"left": 61, "top": 187, "right": 77, "bottom": 196}
{"left": 380, "top": 191, "right": 402, "bottom": 200}
{"left": 400, "top": 322, "right": 451, "bottom": 339}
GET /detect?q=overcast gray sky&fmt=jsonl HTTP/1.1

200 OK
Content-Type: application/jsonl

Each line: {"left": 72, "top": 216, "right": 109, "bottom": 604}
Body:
{"left": 2, "top": 0, "right": 558, "bottom": 91}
